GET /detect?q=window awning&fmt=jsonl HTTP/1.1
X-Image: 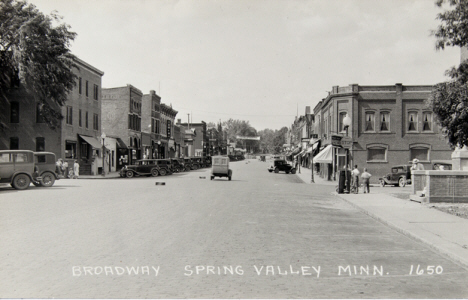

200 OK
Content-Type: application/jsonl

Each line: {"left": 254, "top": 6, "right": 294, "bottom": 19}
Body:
{"left": 79, "top": 135, "right": 102, "bottom": 149}
{"left": 116, "top": 138, "right": 128, "bottom": 149}
{"left": 313, "top": 145, "right": 333, "bottom": 164}
{"left": 306, "top": 142, "right": 319, "bottom": 153}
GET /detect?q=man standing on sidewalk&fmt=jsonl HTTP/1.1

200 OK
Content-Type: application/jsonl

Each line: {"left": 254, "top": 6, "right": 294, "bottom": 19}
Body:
{"left": 351, "top": 165, "right": 360, "bottom": 194}
{"left": 361, "top": 168, "right": 372, "bottom": 194}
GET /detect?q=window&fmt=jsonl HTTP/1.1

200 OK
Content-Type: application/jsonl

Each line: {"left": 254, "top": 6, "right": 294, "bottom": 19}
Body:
{"left": 380, "top": 112, "right": 390, "bottom": 132}
{"left": 367, "top": 146, "right": 387, "bottom": 162}
{"left": 10, "top": 137, "right": 19, "bottom": 150}
{"left": 365, "top": 112, "right": 375, "bottom": 132}
{"left": 65, "top": 142, "right": 76, "bottom": 159}
{"left": 36, "top": 137, "right": 45, "bottom": 151}
{"left": 408, "top": 112, "right": 418, "bottom": 132}
{"left": 79, "top": 109, "right": 82, "bottom": 127}
{"left": 80, "top": 142, "right": 90, "bottom": 159}
{"left": 156, "top": 119, "right": 160, "bottom": 134}
{"left": 339, "top": 112, "right": 347, "bottom": 133}
{"left": 85, "top": 80, "right": 89, "bottom": 97}
{"left": 66, "top": 106, "right": 73, "bottom": 125}
{"left": 410, "top": 147, "right": 429, "bottom": 162}
{"left": 93, "top": 84, "right": 99, "bottom": 100}
{"left": 422, "top": 112, "right": 432, "bottom": 132}
{"left": 93, "top": 113, "right": 99, "bottom": 130}
{"left": 0, "top": 153, "right": 11, "bottom": 163}
{"left": 78, "top": 77, "right": 82, "bottom": 94}
{"left": 36, "top": 103, "right": 45, "bottom": 123}
{"left": 85, "top": 111, "right": 88, "bottom": 128}
{"left": 10, "top": 101, "right": 19, "bottom": 123}
{"left": 14, "top": 153, "right": 28, "bottom": 162}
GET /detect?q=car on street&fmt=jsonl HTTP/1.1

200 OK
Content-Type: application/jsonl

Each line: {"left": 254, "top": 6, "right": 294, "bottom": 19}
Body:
{"left": 170, "top": 158, "right": 185, "bottom": 173}
{"left": 120, "top": 159, "right": 172, "bottom": 178}
{"left": 268, "top": 159, "right": 296, "bottom": 174}
{"left": 33, "top": 152, "right": 60, "bottom": 187}
{"left": 379, "top": 164, "right": 412, "bottom": 187}
{"left": 0, "top": 150, "right": 37, "bottom": 190}
{"left": 211, "top": 155, "right": 232, "bottom": 180}
{"left": 432, "top": 159, "right": 452, "bottom": 170}
{"left": 183, "top": 158, "right": 194, "bottom": 171}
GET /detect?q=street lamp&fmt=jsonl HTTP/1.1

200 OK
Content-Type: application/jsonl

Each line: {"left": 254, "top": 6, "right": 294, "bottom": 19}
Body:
{"left": 305, "top": 113, "right": 315, "bottom": 183}
{"left": 342, "top": 114, "right": 352, "bottom": 192}
{"left": 101, "top": 132, "right": 106, "bottom": 176}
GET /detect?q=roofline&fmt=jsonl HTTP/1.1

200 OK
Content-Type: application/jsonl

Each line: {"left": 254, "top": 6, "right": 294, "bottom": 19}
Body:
{"left": 74, "top": 56, "right": 104, "bottom": 76}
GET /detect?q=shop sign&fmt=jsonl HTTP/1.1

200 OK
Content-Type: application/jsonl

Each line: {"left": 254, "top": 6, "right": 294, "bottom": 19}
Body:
{"left": 331, "top": 135, "right": 342, "bottom": 147}
{"left": 341, "top": 136, "right": 353, "bottom": 149}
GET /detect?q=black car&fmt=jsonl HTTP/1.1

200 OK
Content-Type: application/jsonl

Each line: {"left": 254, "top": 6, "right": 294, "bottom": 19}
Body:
{"left": 379, "top": 165, "right": 412, "bottom": 187}
{"left": 191, "top": 157, "right": 205, "bottom": 168}
{"left": 267, "top": 159, "right": 296, "bottom": 174}
{"left": 170, "top": 158, "right": 185, "bottom": 173}
{"left": 183, "top": 158, "right": 194, "bottom": 171}
{"left": 120, "top": 159, "right": 172, "bottom": 178}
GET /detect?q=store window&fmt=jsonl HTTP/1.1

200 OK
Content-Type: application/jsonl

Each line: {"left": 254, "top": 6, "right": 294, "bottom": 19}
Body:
{"left": 365, "top": 112, "right": 375, "bottom": 132}
{"left": 36, "top": 137, "right": 45, "bottom": 151}
{"left": 422, "top": 112, "right": 432, "bottom": 132}
{"left": 65, "top": 142, "right": 76, "bottom": 159}
{"left": 380, "top": 112, "right": 390, "bottom": 132}
{"left": 408, "top": 112, "right": 418, "bottom": 132}
{"left": 367, "top": 145, "right": 387, "bottom": 162}
{"left": 10, "top": 137, "right": 19, "bottom": 150}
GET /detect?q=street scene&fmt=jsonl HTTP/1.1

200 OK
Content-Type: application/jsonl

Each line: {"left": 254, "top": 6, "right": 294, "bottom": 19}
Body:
{"left": 1, "top": 159, "right": 468, "bottom": 298}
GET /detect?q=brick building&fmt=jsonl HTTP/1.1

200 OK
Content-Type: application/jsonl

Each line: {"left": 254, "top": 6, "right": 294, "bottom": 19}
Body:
{"left": 0, "top": 57, "right": 105, "bottom": 175}
{"left": 160, "top": 104, "right": 178, "bottom": 159}
{"left": 141, "top": 90, "right": 161, "bottom": 159}
{"left": 177, "top": 121, "right": 207, "bottom": 157}
{"left": 101, "top": 84, "right": 143, "bottom": 169}
{"left": 312, "top": 83, "right": 453, "bottom": 182}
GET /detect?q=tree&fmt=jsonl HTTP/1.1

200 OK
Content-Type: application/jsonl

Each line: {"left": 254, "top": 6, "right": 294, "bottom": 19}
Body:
{"left": 428, "top": 0, "right": 468, "bottom": 148}
{"left": 0, "top": 0, "right": 77, "bottom": 129}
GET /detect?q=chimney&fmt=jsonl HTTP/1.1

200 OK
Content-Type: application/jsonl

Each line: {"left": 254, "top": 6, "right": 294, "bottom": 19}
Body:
{"left": 305, "top": 106, "right": 310, "bottom": 115}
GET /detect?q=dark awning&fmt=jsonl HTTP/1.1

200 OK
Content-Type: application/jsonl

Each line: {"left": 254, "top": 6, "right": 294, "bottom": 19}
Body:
{"left": 79, "top": 135, "right": 102, "bottom": 149}
{"left": 116, "top": 138, "right": 128, "bottom": 149}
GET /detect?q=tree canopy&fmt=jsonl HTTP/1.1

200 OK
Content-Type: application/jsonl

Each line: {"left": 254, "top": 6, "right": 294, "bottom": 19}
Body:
{"left": 0, "top": 0, "right": 77, "bottom": 129}
{"left": 428, "top": 0, "right": 468, "bottom": 148}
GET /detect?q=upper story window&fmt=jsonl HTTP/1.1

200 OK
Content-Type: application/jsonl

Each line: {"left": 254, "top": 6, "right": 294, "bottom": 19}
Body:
{"left": 85, "top": 111, "right": 88, "bottom": 129}
{"left": 93, "top": 113, "right": 99, "bottom": 131}
{"left": 66, "top": 106, "right": 73, "bottom": 125}
{"left": 36, "top": 103, "right": 44, "bottom": 123}
{"left": 338, "top": 112, "right": 348, "bottom": 133}
{"left": 78, "top": 77, "right": 82, "bottom": 94}
{"left": 79, "top": 109, "right": 82, "bottom": 127}
{"left": 10, "top": 101, "right": 19, "bottom": 123}
{"left": 365, "top": 112, "right": 375, "bottom": 132}
{"left": 10, "top": 137, "right": 19, "bottom": 150}
{"left": 85, "top": 80, "right": 89, "bottom": 97}
{"left": 36, "top": 137, "right": 45, "bottom": 151}
{"left": 408, "top": 111, "right": 418, "bottom": 132}
{"left": 93, "top": 84, "right": 99, "bottom": 100}
{"left": 422, "top": 112, "right": 432, "bottom": 132}
{"left": 380, "top": 112, "right": 390, "bottom": 132}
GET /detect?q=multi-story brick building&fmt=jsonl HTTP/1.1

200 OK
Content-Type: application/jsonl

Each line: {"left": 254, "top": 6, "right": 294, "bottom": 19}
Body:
{"left": 0, "top": 57, "right": 105, "bottom": 175}
{"left": 177, "top": 121, "right": 207, "bottom": 157}
{"left": 160, "top": 103, "right": 178, "bottom": 159}
{"left": 101, "top": 84, "right": 143, "bottom": 169}
{"left": 312, "top": 83, "right": 453, "bottom": 182}
{"left": 141, "top": 90, "right": 161, "bottom": 159}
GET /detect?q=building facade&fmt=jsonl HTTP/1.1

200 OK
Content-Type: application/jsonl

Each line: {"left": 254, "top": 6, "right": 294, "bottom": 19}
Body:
{"left": 177, "top": 121, "right": 207, "bottom": 157}
{"left": 141, "top": 90, "right": 161, "bottom": 159}
{"left": 313, "top": 83, "right": 453, "bottom": 182}
{"left": 160, "top": 104, "right": 178, "bottom": 159}
{"left": 0, "top": 57, "right": 105, "bottom": 175}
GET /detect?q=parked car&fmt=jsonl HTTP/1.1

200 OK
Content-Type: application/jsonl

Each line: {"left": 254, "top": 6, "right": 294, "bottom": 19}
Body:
{"left": 204, "top": 156, "right": 212, "bottom": 167}
{"left": 183, "top": 158, "right": 194, "bottom": 171}
{"left": 379, "top": 164, "right": 412, "bottom": 187}
{"left": 191, "top": 157, "right": 206, "bottom": 169}
{"left": 120, "top": 159, "right": 172, "bottom": 178}
{"left": 170, "top": 158, "right": 185, "bottom": 173}
{"left": 0, "top": 150, "right": 36, "bottom": 190}
{"left": 267, "top": 159, "right": 296, "bottom": 174}
{"left": 33, "top": 152, "right": 60, "bottom": 187}
{"left": 432, "top": 160, "right": 452, "bottom": 170}
{"left": 211, "top": 155, "right": 232, "bottom": 180}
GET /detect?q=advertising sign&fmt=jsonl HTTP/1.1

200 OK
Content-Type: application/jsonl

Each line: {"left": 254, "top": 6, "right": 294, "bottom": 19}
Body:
{"left": 331, "top": 135, "right": 342, "bottom": 147}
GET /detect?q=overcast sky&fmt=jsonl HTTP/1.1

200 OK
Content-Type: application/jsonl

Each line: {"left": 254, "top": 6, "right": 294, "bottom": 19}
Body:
{"left": 30, "top": 0, "right": 459, "bottom": 131}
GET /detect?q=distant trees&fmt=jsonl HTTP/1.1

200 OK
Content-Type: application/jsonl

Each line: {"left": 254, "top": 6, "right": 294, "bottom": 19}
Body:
{"left": 0, "top": 0, "right": 77, "bottom": 129}
{"left": 428, "top": 0, "right": 468, "bottom": 148}
{"left": 258, "top": 127, "right": 288, "bottom": 154}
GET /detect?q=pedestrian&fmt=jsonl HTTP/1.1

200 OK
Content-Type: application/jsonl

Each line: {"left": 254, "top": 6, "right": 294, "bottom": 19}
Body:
{"left": 411, "top": 158, "right": 425, "bottom": 171}
{"left": 62, "top": 160, "right": 69, "bottom": 178}
{"left": 73, "top": 160, "right": 80, "bottom": 179}
{"left": 55, "top": 158, "right": 63, "bottom": 177}
{"left": 351, "top": 165, "right": 360, "bottom": 194}
{"left": 361, "top": 168, "right": 372, "bottom": 194}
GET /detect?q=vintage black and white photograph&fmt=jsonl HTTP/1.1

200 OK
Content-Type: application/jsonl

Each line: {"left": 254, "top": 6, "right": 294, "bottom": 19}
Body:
{"left": 1, "top": 0, "right": 468, "bottom": 298}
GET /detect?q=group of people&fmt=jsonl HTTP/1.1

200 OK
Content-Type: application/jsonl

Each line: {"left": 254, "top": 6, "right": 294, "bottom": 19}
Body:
{"left": 55, "top": 159, "right": 80, "bottom": 179}
{"left": 347, "top": 165, "right": 372, "bottom": 194}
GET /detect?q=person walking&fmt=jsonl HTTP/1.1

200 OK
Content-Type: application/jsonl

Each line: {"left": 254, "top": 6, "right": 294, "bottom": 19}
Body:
{"left": 361, "top": 168, "right": 372, "bottom": 194}
{"left": 55, "top": 158, "right": 63, "bottom": 177}
{"left": 351, "top": 165, "right": 360, "bottom": 194}
{"left": 62, "top": 160, "right": 69, "bottom": 178}
{"left": 73, "top": 160, "right": 80, "bottom": 179}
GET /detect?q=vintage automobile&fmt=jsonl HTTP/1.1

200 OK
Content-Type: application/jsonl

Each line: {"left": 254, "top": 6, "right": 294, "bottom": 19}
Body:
{"left": 191, "top": 157, "right": 207, "bottom": 169}
{"left": 379, "top": 164, "right": 412, "bottom": 187}
{"left": 211, "top": 155, "right": 232, "bottom": 180}
{"left": 0, "top": 150, "right": 38, "bottom": 190}
{"left": 267, "top": 159, "right": 296, "bottom": 174}
{"left": 183, "top": 158, "right": 194, "bottom": 171}
{"left": 33, "top": 152, "right": 60, "bottom": 187}
{"left": 432, "top": 160, "right": 453, "bottom": 170}
{"left": 120, "top": 159, "right": 172, "bottom": 178}
{"left": 204, "top": 156, "right": 212, "bottom": 167}
{"left": 170, "top": 158, "right": 185, "bottom": 173}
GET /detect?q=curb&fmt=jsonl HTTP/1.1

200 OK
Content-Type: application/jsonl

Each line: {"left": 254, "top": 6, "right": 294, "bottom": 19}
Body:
{"left": 335, "top": 192, "right": 468, "bottom": 270}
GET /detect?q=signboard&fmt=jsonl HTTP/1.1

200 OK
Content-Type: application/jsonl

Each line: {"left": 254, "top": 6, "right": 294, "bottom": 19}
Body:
{"left": 236, "top": 135, "right": 260, "bottom": 141}
{"left": 301, "top": 138, "right": 310, "bottom": 142}
{"left": 341, "top": 136, "right": 353, "bottom": 149}
{"left": 310, "top": 134, "right": 318, "bottom": 139}
{"left": 166, "top": 120, "right": 171, "bottom": 138}
{"left": 331, "top": 135, "right": 342, "bottom": 147}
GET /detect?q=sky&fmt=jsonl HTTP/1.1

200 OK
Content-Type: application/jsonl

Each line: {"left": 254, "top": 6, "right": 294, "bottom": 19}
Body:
{"left": 29, "top": 0, "right": 460, "bottom": 131}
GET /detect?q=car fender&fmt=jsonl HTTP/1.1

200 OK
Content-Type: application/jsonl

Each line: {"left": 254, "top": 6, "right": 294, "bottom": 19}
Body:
{"left": 9, "top": 171, "right": 34, "bottom": 184}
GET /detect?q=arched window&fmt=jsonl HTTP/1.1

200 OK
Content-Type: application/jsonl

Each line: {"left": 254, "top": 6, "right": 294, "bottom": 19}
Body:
{"left": 367, "top": 144, "right": 388, "bottom": 162}
{"left": 339, "top": 112, "right": 347, "bottom": 133}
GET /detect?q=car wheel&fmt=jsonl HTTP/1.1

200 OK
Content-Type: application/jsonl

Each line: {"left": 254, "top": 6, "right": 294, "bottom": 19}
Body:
{"left": 228, "top": 176, "right": 231, "bottom": 181}
{"left": 291, "top": 168, "right": 296, "bottom": 174}
{"left": 159, "top": 169, "right": 167, "bottom": 176}
{"left": 126, "top": 170, "right": 134, "bottom": 178}
{"left": 12, "top": 174, "right": 31, "bottom": 190}
{"left": 211, "top": 176, "right": 214, "bottom": 180}
{"left": 40, "top": 172, "right": 56, "bottom": 187}
{"left": 274, "top": 167, "right": 279, "bottom": 173}
{"left": 399, "top": 176, "right": 407, "bottom": 187}
{"left": 151, "top": 169, "right": 159, "bottom": 177}
{"left": 286, "top": 170, "right": 290, "bottom": 174}
{"left": 380, "top": 180, "right": 386, "bottom": 187}
{"left": 186, "top": 166, "right": 191, "bottom": 171}
{"left": 268, "top": 170, "right": 272, "bottom": 173}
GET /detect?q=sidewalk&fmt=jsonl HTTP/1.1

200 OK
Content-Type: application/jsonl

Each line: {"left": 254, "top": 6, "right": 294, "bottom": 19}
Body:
{"left": 296, "top": 166, "right": 468, "bottom": 269}
{"left": 72, "top": 171, "right": 121, "bottom": 179}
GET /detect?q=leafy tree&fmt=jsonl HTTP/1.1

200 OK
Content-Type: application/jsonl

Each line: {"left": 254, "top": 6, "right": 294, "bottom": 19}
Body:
{"left": 0, "top": 0, "right": 77, "bottom": 129}
{"left": 428, "top": 0, "right": 468, "bottom": 147}
{"left": 258, "top": 127, "right": 288, "bottom": 154}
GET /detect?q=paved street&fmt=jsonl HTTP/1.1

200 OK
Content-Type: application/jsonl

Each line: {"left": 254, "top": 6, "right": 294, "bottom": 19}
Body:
{"left": 1, "top": 159, "right": 468, "bottom": 298}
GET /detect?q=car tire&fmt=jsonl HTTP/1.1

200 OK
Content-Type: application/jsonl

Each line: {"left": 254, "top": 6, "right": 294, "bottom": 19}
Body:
{"left": 33, "top": 181, "right": 41, "bottom": 187}
{"left": 399, "top": 176, "right": 407, "bottom": 187}
{"left": 12, "top": 174, "right": 31, "bottom": 190}
{"left": 186, "top": 166, "right": 191, "bottom": 172}
{"left": 291, "top": 168, "right": 296, "bottom": 174}
{"left": 159, "top": 169, "right": 167, "bottom": 176}
{"left": 151, "top": 169, "right": 159, "bottom": 177}
{"left": 380, "top": 180, "right": 386, "bottom": 187}
{"left": 268, "top": 170, "right": 272, "bottom": 173}
{"left": 286, "top": 170, "right": 290, "bottom": 174}
{"left": 228, "top": 176, "right": 231, "bottom": 181}
{"left": 211, "top": 176, "right": 214, "bottom": 180}
{"left": 274, "top": 167, "right": 279, "bottom": 173}
{"left": 126, "top": 171, "right": 134, "bottom": 178}
{"left": 40, "top": 172, "right": 56, "bottom": 187}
